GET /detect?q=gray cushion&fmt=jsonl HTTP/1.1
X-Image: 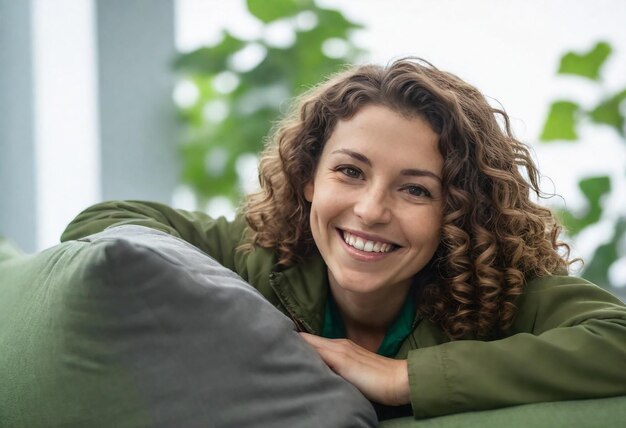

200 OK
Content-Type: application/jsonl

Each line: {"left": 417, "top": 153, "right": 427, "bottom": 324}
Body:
{"left": 0, "top": 226, "right": 377, "bottom": 427}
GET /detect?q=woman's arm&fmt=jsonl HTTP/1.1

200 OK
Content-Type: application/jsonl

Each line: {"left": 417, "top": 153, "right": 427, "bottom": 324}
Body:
{"left": 61, "top": 200, "right": 247, "bottom": 271}
{"left": 407, "top": 275, "right": 626, "bottom": 418}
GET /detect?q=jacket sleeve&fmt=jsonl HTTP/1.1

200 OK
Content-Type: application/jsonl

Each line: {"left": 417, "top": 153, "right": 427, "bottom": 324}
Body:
{"left": 60, "top": 200, "right": 247, "bottom": 271}
{"left": 407, "top": 275, "right": 626, "bottom": 419}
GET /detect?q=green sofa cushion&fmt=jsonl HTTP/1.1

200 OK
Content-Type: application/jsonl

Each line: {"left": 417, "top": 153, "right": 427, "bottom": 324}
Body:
{"left": 378, "top": 395, "right": 626, "bottom": 427}
{"left": 0, "top": 226, "right": 376, "bottom": 427}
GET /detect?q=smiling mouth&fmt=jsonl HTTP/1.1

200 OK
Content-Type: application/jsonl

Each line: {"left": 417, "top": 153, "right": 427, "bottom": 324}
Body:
{"left": 339, "top": 229, "right": 399, "bottom": 253}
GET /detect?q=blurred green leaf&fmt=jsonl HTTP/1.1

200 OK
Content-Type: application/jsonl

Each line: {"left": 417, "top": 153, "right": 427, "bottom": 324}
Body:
{"left": 558, "top": 41, "right": 612, "bottom": 80}
{"left": 542, "top": 41, "right": 625, "bottom": 288}
{"left": 540, "top": 101, "right": 580, "bottom": 142}
{"left": 315, "top": 7, "right": 364, "bottom": 37}
{"left": 583, "top": 218, "right": 626, "bottom": 287}
{"left": 558, "top": 175, "right": 611, "bottom": 236}
{"left": 580, "top": 175, "right": 611, "bottom": 202}
{"left": 589, "top": 88, "right": 626, "bottom": 137}
{"left": 247, "top": 0, "right": 312, "bottom": 23}
{"left": 173, "top": 32, "right": 246, "bottom": 74}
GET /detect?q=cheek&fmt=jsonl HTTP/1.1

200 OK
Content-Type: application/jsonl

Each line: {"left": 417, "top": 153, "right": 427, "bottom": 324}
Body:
{"left": 405, "top": 209, "right": 443, "bottom": 250}
{"left": 309, "top": 182, "right": 344, "bottom": 215}
{"left": 310, "top": 197, "right": 340, "bottom": 225}
{"left": 420, "top": 228, "right": 442, "bottom": 252}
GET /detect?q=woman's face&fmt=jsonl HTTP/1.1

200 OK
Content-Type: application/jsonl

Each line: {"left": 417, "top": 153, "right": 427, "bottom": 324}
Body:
{"left": 304, "top": 104, "right": 444, "bottom": 297}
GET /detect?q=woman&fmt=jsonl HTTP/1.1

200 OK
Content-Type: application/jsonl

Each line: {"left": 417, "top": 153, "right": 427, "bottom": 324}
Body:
{"left": 62, "top": 58, "right": 626, "bottom": 420}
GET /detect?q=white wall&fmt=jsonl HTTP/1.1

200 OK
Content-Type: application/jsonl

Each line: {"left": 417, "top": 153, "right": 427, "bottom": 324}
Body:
{"left": 32, "top": 0, "right": 100, "bottom": 250}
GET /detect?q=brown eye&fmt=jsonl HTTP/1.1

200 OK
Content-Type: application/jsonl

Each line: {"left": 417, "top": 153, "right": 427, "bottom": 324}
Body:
{"left": 338, "top": 166, "right": 363, "bottom": 179}
{"left": 405, "top": 185, "right": 431, "bottom": 198}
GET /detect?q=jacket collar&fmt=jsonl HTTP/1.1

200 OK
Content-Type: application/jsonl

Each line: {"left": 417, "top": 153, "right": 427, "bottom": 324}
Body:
{"left": 269, "top": 254, "right": 328, "bottom": 334}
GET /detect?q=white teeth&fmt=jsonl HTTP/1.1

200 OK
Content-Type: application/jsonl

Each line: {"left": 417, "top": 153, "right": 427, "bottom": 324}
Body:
{"left": 342, "top": 231, "right": 393, "bottom": 253}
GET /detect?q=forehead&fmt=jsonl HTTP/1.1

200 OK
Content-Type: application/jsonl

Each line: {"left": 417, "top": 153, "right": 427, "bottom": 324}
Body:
{"left": 323, "top": 105, "right": 443, "bottom": 172}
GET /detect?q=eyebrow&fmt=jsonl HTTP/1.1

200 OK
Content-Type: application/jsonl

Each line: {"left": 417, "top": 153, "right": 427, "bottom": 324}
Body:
{"left": 331, "top": 148, "right": 442, "bottom": 182}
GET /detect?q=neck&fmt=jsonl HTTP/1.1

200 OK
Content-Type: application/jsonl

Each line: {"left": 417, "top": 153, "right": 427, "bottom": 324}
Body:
{"left": 328, "top": 277, "right": 411, "bottom": 352}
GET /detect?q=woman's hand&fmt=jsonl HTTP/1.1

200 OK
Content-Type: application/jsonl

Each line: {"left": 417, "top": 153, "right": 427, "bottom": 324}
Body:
{"left": 299, "top": 332, "right": 410, "bottom": 406}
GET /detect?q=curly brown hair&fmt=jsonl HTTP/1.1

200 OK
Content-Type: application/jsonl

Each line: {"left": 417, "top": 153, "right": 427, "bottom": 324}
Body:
{"left": 243, "top": 58, "right": 572, "bottom": 339}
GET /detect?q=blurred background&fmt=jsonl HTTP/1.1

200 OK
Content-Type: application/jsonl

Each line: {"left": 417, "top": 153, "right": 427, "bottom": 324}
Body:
{"left": 1, "top": 0, "right": 625, "bottom": 294}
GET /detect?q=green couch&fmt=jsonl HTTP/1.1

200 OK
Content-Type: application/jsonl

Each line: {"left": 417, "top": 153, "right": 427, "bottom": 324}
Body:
{"left": 1, "top": 233, "right": 624, "bottom": 428}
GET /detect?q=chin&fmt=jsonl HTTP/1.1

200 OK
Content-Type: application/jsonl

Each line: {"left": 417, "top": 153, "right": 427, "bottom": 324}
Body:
{"left": 333, "top": 275, "right": 385, "bottom": 295}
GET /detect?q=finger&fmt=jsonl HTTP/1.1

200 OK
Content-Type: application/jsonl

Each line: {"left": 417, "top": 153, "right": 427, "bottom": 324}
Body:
{"left": 299, "top": 333, "right": 358, "bottom": 352}
{"left": 298, "top": 332, "right": 326, "bottom": 351}
{"left": 298, "top": 334, "right": 352, "bottom": 370}
{"left": 299, "top": 332, "right": 337, "bottom": 346}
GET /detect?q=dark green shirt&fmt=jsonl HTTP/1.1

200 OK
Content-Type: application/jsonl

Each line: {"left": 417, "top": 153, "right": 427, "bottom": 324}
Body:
{"left": 322, "top": 292, "right": 416, "bottom": 358}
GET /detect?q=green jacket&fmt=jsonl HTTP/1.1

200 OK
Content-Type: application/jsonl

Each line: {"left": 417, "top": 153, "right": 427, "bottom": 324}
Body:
{"left": 61, "top": 200, "right": 626, "bottom": 419}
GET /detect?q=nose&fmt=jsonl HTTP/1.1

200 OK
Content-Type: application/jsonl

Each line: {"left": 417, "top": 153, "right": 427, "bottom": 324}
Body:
{"left": 353, "top": 184, "right": 392, "bottom": 226}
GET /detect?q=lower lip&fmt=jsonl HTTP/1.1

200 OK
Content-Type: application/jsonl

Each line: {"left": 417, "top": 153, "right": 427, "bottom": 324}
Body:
{"left": 336, "top": 229, "right": 396, "bottom": 262}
